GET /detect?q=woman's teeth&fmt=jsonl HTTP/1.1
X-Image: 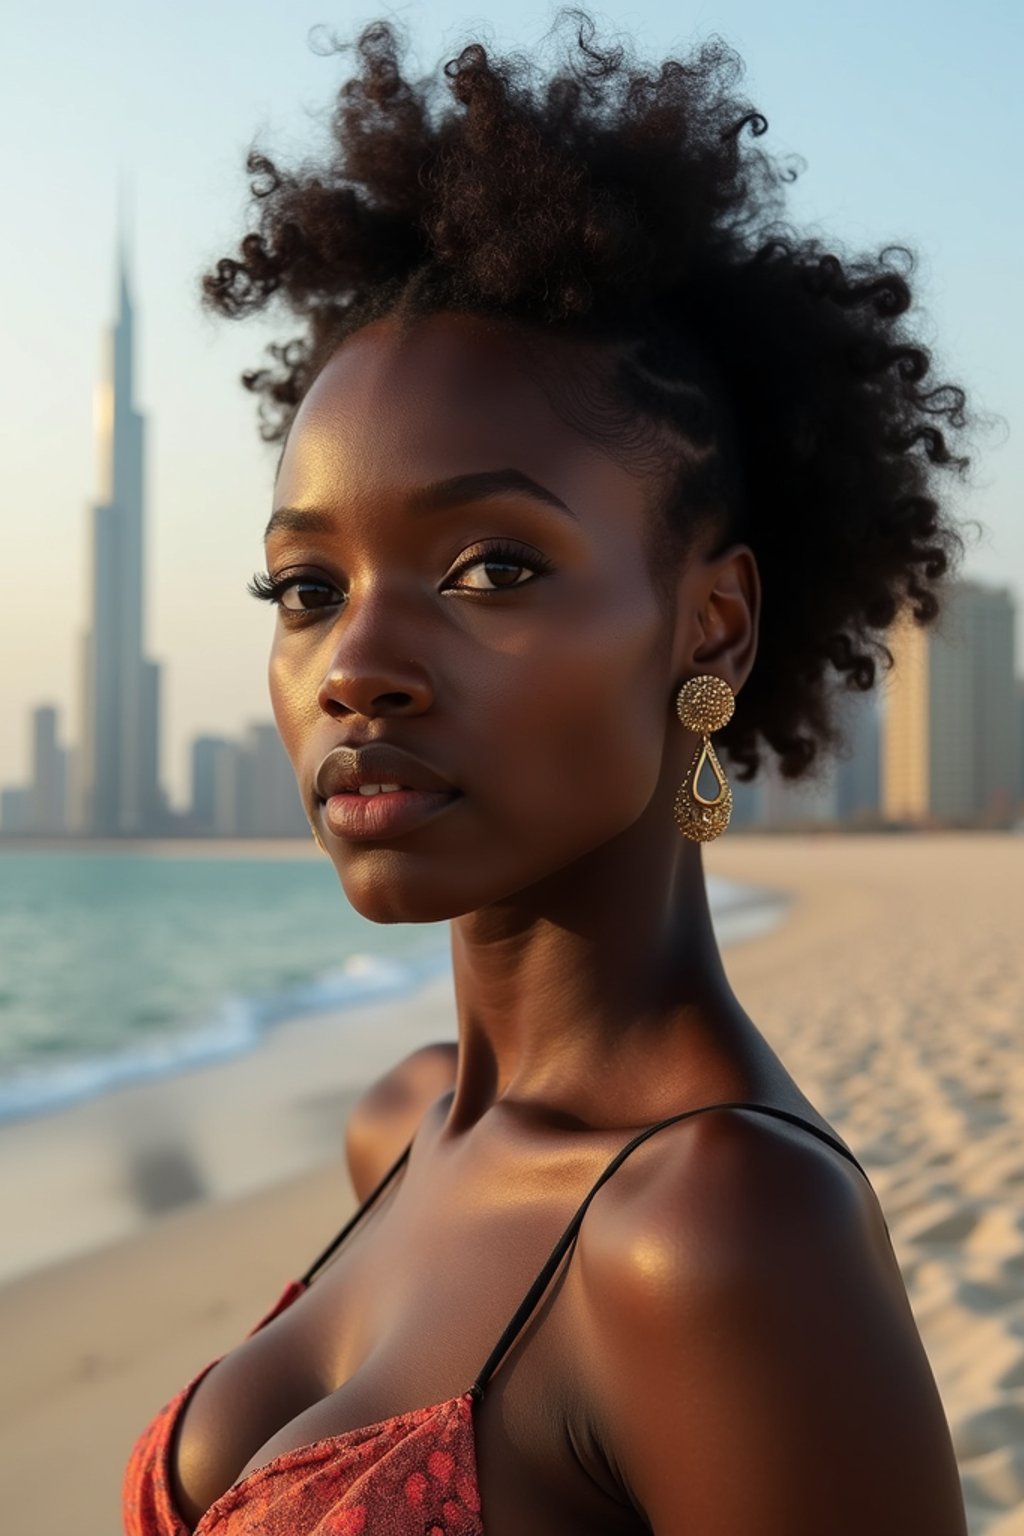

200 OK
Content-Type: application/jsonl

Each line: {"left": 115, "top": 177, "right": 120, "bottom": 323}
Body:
{"left": 355, "top": 784, "right": 405, "bottom": 796}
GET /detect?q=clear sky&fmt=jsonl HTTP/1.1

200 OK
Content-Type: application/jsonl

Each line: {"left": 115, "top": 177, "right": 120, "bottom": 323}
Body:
{"left": 3, "top": 0, "right": 1020, "bottom": 809}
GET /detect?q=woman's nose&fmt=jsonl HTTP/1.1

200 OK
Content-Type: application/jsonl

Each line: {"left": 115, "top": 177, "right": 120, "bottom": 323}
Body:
{"left": 317, "top": 667, "right": 432, "bottom": 718}
{"left": 315, "top": 621, "right": 434, "bottom": 719}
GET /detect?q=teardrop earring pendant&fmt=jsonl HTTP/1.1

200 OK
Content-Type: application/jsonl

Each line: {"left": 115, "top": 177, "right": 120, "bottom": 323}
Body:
{"left": 673, "top": 674, "right": 736, "bottom": 843}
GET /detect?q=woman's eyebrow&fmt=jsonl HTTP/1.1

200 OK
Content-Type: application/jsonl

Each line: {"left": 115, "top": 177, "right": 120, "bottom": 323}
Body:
{"left": 408, "top": 468, "right": 577, "bottom": 519}
{"left": 263, "top": 467, "right": 577, "bottom": 542}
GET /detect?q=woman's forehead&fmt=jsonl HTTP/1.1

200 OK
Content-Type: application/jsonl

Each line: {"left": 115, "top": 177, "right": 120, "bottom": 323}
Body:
{"left": 275, "top": 311, "right": 643, "bottom": 512}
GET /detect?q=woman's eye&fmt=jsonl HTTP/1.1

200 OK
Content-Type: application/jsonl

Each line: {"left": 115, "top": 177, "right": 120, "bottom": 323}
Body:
{"left": 246, "top": 569, "right": 343, "bottom": 616}
{"left": 450, "top": 558, "right": 532, "bottom": 592}
{"left": 446, "top": 543, "right": 552, "bottom": 593}
{"left": 278, "top": 579, "right": 341, "bottom": 612}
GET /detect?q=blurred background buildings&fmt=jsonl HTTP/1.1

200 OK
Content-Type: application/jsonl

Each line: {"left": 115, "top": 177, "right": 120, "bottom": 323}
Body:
{"left": 726, "top": 577, "right": 1022, "bottom": 833}
{"left": 0, "top": 240, "right": 308, "bottom": 841}
{"left": 2, "top": 239, "right": 1021, "bottom": 839}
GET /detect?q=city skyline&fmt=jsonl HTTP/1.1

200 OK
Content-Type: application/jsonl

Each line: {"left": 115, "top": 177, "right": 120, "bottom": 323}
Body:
{"left": 0, "top": 233, "right": 311, "bottom": 839}
{"left": 2, "top": 1, "right": 1020, "bottom": 810}
{"left": 3, "top": 217, "right": 1020, "bottom": 835}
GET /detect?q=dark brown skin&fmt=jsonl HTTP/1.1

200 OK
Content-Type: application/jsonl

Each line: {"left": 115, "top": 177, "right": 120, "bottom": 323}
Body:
{"left": 171, "top": 312, "right": 967, "bottom": 1533}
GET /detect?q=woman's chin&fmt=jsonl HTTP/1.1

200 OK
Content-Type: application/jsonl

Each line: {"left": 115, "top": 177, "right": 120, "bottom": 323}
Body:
{"left": 334, "top": 871, "right": 470, "bottom": 927}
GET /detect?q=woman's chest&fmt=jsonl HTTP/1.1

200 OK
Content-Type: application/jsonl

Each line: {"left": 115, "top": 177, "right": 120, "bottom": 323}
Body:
{"left": 170, "top": 1176, "right": 644, "bottom": 1536}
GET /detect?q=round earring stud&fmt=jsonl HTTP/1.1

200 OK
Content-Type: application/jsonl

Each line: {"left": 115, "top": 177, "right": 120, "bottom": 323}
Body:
{"left": 675, "top": 673, "right": 735, "bottom": 734}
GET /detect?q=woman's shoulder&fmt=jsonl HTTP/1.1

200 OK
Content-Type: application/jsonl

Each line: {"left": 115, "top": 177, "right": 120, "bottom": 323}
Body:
{"left": 343, "top": 1040, "right": 458, "bottom": 1201}
{"left": 576, "top": 1099, "right": 892, "bottom": 1309}
{"left": 572, "top": 1105, "right": 965, "bottom": 1534}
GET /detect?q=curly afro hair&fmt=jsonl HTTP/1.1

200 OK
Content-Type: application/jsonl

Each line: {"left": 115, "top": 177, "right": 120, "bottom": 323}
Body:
{"left": 200, "top": 9, "right": 984, "bottom": 785}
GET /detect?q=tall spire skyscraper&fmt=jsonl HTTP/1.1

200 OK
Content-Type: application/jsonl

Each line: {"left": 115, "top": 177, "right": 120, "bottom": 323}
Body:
{"left": 72, "top": 201, "right": 165, "bottom": 835}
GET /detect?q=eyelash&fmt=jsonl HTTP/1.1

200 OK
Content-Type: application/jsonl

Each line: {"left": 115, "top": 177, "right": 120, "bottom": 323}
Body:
{"left": 247, "top": 540, "right": 554, "bottom": 620}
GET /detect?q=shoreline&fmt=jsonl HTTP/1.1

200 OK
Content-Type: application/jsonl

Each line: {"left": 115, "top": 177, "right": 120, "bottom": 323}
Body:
{"left": 0, "top": 968, "right": 459, "bottom": 1285}
{"left": 0, "top": 869, "right": 788, "bottom": 1284}
{"left": 0, "top": 837, "right": 330, "bottom": 859}
{"left": 4, "top": 833, "right": 1022, "bottom": 1534}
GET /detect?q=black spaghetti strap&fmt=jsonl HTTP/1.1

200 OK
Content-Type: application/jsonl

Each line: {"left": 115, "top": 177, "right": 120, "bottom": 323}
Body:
{"left": 301, "top": 1136, "right": 414, "bottom": 1286}
{"left": 469, "top": 1101, "right": 879, "bottom": 1400}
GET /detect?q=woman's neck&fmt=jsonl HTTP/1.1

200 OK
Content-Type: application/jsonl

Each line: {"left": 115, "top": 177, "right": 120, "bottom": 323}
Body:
{"left": 443, "top": 834, "right": 752, "bottom": 1135}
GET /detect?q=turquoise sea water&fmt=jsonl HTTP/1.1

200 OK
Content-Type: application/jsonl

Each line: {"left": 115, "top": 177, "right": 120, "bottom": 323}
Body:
{"left": 0, "top": 850, "right": 784, "bottom": 1124}
{"left": 0, "top": 851, "right": 451, "bottom": 1122}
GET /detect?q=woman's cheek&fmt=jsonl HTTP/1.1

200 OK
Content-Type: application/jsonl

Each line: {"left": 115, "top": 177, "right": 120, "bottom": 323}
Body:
{"left": 497, "top": 671, "right": 658, "bottom": 841}
{"left": 266, "top": 650, "right": 315, "bottom": 776}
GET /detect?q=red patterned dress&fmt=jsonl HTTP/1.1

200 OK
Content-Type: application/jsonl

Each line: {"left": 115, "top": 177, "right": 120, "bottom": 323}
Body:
{"left": 122, "top": 1103, "right": 874, "bottom": 1534}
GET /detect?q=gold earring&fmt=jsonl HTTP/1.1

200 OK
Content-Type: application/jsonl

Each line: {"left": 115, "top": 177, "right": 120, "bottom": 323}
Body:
{"left": 673, "top": 674, "right": 735, "bottom": 842}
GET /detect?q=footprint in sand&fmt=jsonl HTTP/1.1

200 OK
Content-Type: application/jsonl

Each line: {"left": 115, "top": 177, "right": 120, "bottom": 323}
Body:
{"left": 956, "top": 1276, "right": 1024, "bottom": 1313}
{"left": 996, "top": 1354, "right": 1024, "bottom": 1392}
{"left": 955, "top": 1398, "right": 1024, "bottom": 1462}
{"left": 905, "top": 1203, "right": 980, "bottom": 1247}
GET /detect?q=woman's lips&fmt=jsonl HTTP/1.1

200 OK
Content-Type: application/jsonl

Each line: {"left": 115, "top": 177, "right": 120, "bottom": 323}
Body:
{"left": 320, "top": 789, "right": 462, "bottom": 842}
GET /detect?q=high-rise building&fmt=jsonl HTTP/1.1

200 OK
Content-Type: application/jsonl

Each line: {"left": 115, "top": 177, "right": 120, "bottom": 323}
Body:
{"left": 0, "top": 788, "right": 32, "bottom": 834}
{"left": 881, "top": 579, "right": 1018, "bottom": 825}
{"left": 834, "top": 687, "right": 881, "bottom": 822}
{"left": 191, "top": 736, "right": 229, "bottom": 832}
{"left": 214, "top": 740, "right": 246, "bottom": 836}
{"left": 245, "top": 723, "right": 309, "bottom": 836}
{"left": 188, "top": 726, "right": 307, "bottom": 836}
{"left": 30, "top": 706, "right": 67, "bottom": 834}
{"left": 71, "top": 226, "right": 165, "bottom": 835}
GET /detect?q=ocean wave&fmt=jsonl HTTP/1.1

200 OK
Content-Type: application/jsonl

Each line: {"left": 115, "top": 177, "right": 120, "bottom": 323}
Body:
{"left": 0, "top": 946, "right": 450, "bottom": 1125}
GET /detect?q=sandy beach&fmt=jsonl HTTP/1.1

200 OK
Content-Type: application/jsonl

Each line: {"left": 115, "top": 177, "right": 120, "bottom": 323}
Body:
{"left": 1, "top": 832, "right": 1021, "bottom": 1534}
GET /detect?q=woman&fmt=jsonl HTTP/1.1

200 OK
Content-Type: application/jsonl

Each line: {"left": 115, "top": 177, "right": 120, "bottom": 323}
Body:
{"left": 124, "top": 13, "right": 973, "bottom": 1533}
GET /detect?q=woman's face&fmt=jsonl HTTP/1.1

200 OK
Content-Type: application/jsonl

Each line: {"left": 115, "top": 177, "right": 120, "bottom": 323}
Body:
{"left": 266, "top": 310, "right": 703, "bottom": 924}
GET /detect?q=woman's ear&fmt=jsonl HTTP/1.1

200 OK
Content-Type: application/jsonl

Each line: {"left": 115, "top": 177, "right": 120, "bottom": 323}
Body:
{"left": 672, "top": 542, "right": 760, "bottom": 700}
